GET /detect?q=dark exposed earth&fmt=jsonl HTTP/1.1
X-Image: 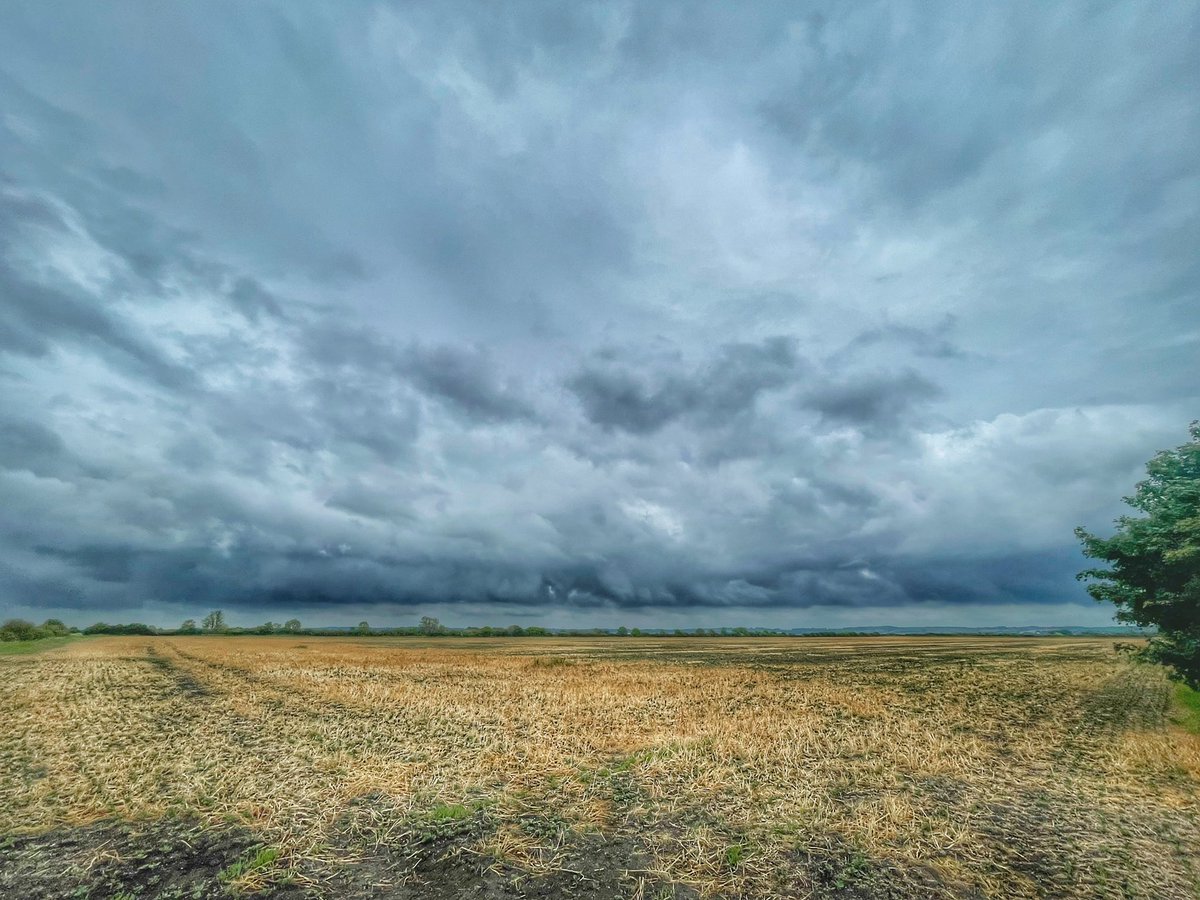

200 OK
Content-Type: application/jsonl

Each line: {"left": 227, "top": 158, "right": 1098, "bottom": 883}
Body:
{"left": 0, "top": 816, "right": 948, "bottom": 899}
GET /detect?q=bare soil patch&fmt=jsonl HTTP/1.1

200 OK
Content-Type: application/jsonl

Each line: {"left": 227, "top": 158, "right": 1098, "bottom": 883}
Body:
{"left": 0, "top": 817, "right": 267, "bottom": 899}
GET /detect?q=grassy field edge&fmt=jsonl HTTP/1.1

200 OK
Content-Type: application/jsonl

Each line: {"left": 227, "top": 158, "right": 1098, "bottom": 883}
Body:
{"left": 0, "top": 635, "right": 85, "bottom": 657}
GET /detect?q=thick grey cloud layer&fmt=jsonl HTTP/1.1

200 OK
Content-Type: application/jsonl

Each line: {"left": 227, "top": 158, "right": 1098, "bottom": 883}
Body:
{"left": 0, "top": 2, "right": 1196, "bottom": 627}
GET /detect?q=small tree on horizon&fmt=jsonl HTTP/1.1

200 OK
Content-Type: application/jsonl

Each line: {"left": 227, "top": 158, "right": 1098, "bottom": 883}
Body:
{"left": 179, "top": 619, "right": 199, "bottom": 634}
{"left": 282, "top": 619, "right": 302, "bottom": 633}
{"left": 202, "top": 610, "right": 226, "bottom": 633}
{"left": 419, "top": 616, "right": 442, "bottom": 635}
{"left": 1077, "top": 422, "right": 1200, "bottom": 688}
{"left": 357, "top": 621, "right": 371, "bottom": 635}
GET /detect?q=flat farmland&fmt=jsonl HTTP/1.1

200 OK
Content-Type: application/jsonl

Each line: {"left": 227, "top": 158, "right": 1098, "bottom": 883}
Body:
{"left": 2, "top": 636, "right": 1198, "bottom": 899}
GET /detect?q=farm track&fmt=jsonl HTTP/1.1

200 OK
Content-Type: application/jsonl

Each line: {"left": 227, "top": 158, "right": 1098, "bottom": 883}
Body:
{"left": 2, "top": 636, "right": 1199, "bottom": 899}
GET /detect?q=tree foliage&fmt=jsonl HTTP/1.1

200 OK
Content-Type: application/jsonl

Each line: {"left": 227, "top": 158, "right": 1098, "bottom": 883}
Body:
{"left": 82, "top": 622, "right": 156, "bottom": 635}
{"left": 202, "top": 610, "right": 226, "bottom": 633}
{"left": 1077, "top": 422, "right": 1200, "bottom": 688}
{"left": 0, "top": 618, "right": 78, "bottom": 641}
{"left": 1, "top": 619, "right": 43, "bottom": 641}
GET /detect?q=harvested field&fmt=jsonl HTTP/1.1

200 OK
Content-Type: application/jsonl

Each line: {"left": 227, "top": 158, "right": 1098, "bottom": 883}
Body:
{"left": 2, "top": 636, "right": 1198, "bottom": 898}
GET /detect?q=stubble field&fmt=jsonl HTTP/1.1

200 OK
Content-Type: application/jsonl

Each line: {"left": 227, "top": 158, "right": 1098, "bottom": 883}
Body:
{"left": 1, "top": 636, "right": 1198, "bottom": 899}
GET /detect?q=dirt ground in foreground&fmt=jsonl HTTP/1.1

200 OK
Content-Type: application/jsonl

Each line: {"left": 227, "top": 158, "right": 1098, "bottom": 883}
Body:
{"left": 0, "top": 815, "right": 949, "bottom": 899}
{"left": 2, "top": 636, "right": 1198, "bottom": 899}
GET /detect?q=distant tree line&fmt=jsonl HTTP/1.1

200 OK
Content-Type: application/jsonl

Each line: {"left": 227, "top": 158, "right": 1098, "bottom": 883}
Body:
{"left": 11, "top": 612, "right": 806, "bottom": 638}
{"left": 9, "top": 609, "right": 1149, "bottom": 641}
{"left": 82, "top": 622, "right": 160, "bottom": 635}
{"left": 145, "top": 613, "right": 800, "bottom": 637}
{"left": 3, "top": 613, "right": 1134, "bottom": 641}
{"left": 4, "top": 610, "right": 925, "bottom": 640}
{"left": 0, "top": 618, "right": 75, "bottom": 642}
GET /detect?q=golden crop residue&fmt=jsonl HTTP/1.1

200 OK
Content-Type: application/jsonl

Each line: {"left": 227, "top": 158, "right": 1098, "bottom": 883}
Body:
{"left": 2, "top": 636, "right": 1198, "bottom": 898}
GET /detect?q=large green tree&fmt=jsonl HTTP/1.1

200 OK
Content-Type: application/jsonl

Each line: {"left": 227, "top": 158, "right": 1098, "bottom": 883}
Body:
{"left": 1076, "top": 422, "right": 1200, "bottom": 688}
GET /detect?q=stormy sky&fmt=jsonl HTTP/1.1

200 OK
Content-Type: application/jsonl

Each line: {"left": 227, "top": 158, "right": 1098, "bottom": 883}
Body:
{"left": 1, "top": 3, "right": 1196, "bottom": 629}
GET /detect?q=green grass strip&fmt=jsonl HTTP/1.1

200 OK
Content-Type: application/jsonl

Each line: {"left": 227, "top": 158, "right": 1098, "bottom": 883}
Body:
{"left": 1172, "top": 683, "right": 1200, "bottom": 735}
{"left": 0, "top": 635, "right": 83, "bottom": 656}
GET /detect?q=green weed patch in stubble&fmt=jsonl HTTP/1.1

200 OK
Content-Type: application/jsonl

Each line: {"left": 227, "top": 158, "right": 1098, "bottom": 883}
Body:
{"left": 218, "top": 845, "right": 283, "bottom": 891}
{"left": 1173, "top": 683, "right": 1200, "bottom": 734}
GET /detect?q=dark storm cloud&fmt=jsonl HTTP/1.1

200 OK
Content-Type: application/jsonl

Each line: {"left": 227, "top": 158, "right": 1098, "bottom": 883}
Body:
{"left": 400, "top": 343, "right": 538, "bottom": 423}
{"left": 0, "top": 188, "right": 199, "bottom": 387}
{"left": 804, "top": 370, "right": 942, "bottom": 432}
{"left": 567, "top": 338, "right": 939, "bottom": 441}
{"left": 301, "top": 322, "right": 536, "bottom": 424}
{"left": 567, "top": 337, "right": 802, "bottom": 434}
{"left": 33, "top": 545, "right": 137, "bottom": 584}
{"left": 837, "top": 319, "right": 967, "bottom": 362}
{"left": 0, "top": 1, "right": 1196, "bottom": 627}
{"left": 0, "top": 258, "right": 195, "bottom": 389}
{"left": 228, "top": 278, "right": 285, "bottom": 322}
{"left": 0, "top": 418, "right": 65, "bottom": 475}
{"left": 567, "top": 366, "right": 682, "bottom": 434}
